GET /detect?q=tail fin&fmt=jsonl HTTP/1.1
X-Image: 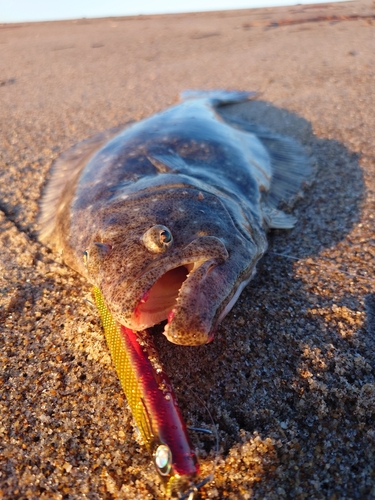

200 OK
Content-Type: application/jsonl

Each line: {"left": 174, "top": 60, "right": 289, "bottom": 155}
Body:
{"left": 180, "top": 89, "right": 257, "bottom": 106}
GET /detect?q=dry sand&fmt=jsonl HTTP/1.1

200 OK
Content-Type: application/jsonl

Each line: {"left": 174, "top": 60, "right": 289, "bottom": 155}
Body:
{"left": 1, "top": 0, "right": 375, "bottom": 498}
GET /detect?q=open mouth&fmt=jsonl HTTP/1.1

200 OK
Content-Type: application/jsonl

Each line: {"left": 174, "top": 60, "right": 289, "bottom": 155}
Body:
{"left": 132, "top": 262, "right": 202, "bottom": 331}
{"left": 125, "top": 235, "right": 230, "bottom": 343}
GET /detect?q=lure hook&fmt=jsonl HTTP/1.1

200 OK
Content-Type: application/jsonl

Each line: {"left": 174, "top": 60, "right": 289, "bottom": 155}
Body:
{"left": 178, "top": 474, "right": 214, "bottom": 500}
{"left": 178, "top": 391, "right": 220, "bottom": 499}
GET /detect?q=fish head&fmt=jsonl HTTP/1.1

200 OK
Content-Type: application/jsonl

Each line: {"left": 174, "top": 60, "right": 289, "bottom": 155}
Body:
{"left": 84, "top": 187, "right": 266, "bottom": 346}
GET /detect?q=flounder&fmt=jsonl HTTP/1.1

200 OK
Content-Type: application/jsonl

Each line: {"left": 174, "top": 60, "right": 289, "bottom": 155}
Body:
{"left": 39, "top": 90, "right": 312, "bottom": 346}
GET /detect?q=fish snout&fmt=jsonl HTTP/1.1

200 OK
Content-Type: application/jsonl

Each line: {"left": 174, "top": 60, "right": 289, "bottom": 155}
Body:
{"left": 183, "top": 235, "right": 229, "bottom": 264}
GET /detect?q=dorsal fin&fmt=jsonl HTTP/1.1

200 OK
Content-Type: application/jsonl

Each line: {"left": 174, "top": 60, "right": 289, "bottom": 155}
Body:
{"left": 258, "top": 131, "right": 314, "bottom": 210}
{"left": 221, "top": 115, "right": 314, "bottom": 227}
{"left": 38, "top": 124, "right": 130, "bottom": 243}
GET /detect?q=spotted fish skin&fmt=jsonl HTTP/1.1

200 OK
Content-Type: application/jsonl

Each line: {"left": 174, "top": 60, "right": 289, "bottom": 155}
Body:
{"left": 39, "top": 90, "right": 312, "bottom": 346}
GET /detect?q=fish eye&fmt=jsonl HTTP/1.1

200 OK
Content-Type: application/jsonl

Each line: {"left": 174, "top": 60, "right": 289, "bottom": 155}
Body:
{"left": 83, "top": 243, "right": 112, "bottom": 273}
{"left": 142, "top": 225, "right": 173, "bottom": 253}
{"left": 154, "top": 444, "right": 172, "bottom": 476}
{"left": 83, "top": 250, "right": 89, "bottom": 265}
{"left": 160, "top": 229, "right": 172, "bottom": 244}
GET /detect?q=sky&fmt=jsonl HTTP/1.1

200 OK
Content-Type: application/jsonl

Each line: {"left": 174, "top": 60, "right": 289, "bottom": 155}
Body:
{"left": 1, "top": 0, "right": 347, "bottom": 24}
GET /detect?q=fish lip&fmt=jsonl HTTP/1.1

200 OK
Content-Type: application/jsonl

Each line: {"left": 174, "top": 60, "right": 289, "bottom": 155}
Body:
{"left": 126, "top": 236, "right": 227, "bottom": 289}
{"left": 161, "top": 258, "right": 220, "bottom": 342}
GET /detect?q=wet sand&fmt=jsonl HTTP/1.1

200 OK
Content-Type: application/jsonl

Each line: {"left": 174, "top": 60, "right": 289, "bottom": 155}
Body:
{"left": 1, "top": 1, "right": 375, "bottom": 498}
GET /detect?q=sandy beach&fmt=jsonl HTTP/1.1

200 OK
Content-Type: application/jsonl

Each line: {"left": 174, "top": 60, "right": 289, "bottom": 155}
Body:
{"left": 1, "top": 0, "right": 375, "bottom": 498}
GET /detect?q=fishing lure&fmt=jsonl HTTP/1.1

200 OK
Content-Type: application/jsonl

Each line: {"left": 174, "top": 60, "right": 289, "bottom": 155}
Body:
{"left": 93, "top": 286, "right": 212, "bottom": 498}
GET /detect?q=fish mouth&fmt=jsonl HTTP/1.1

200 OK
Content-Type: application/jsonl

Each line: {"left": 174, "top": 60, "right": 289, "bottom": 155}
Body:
{"left": 119, "top": 235, "right": 230, "bottom": 345}
{"left": 132, "top": 259, "right": 214, "bottom": 333}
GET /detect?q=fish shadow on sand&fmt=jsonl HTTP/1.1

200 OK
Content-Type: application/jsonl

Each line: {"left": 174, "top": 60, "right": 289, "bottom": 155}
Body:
{"left": 153, "top": 100, "right": 374, "bottom": 495}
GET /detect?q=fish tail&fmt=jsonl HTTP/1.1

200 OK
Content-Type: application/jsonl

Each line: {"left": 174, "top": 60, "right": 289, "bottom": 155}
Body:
{"left": 180, "top": 89, "right": 257, "bottom": 106}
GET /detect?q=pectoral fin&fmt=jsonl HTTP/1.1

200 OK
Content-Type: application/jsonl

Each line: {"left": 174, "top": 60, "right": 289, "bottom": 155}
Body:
{"left": 262, "top": 204, "right": 296, "bottom": 229}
